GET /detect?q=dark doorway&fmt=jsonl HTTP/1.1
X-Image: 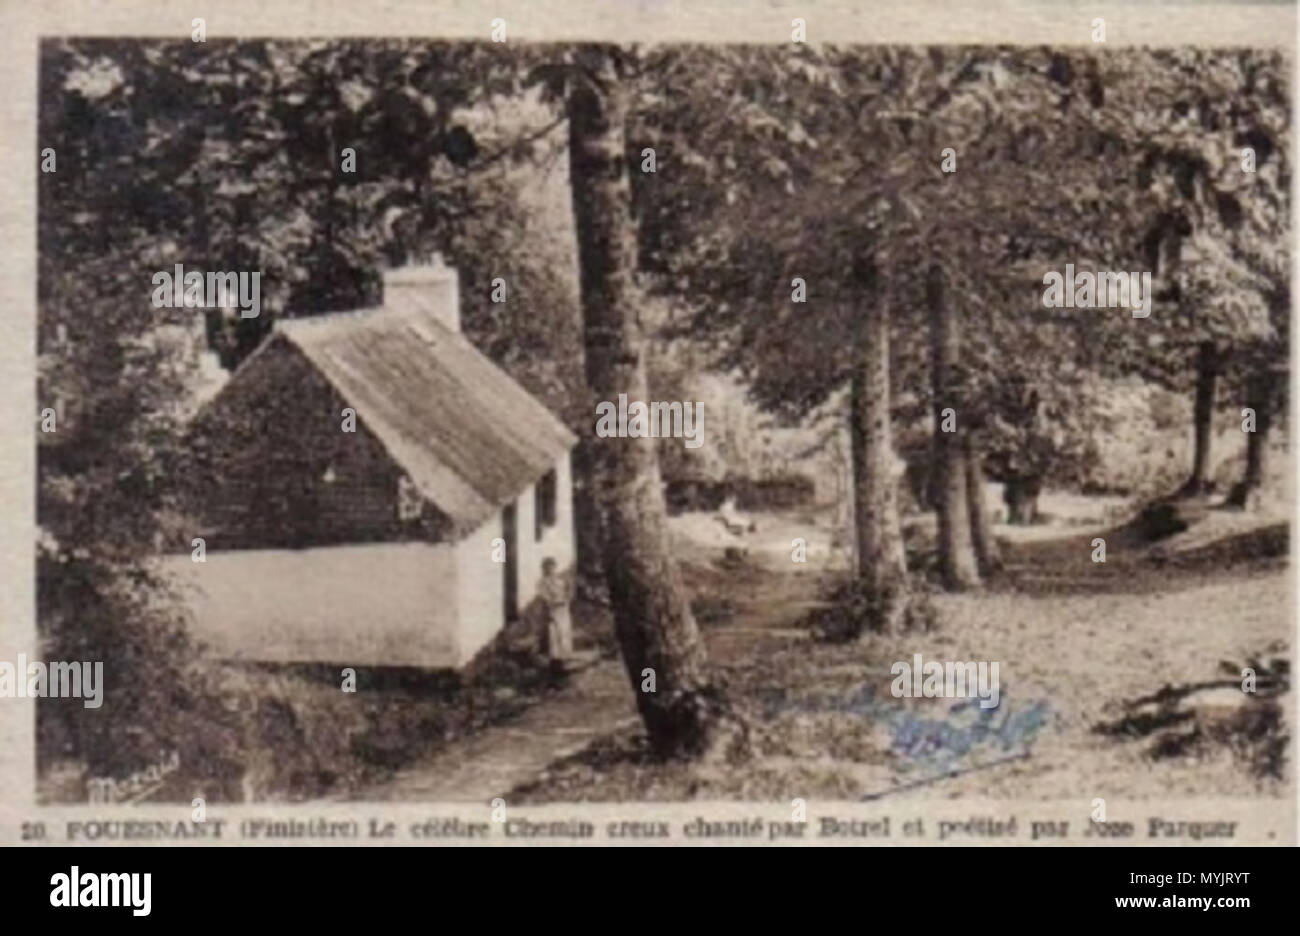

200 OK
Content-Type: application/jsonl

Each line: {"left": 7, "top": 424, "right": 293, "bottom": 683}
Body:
{"left": 502, "top": 502, "right": 518, "bottom": 621}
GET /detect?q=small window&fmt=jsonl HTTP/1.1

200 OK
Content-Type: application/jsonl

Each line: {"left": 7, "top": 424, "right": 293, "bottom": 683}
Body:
{"left": 397, "top": 475, "right": 423, "bottom": 521}
{"left": 534, "top": 468, "right": 558, "bottom": 541}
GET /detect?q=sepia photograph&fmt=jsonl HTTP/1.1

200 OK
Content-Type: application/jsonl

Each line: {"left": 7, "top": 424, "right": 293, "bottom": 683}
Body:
{"left": 1, "top": 1, "right": 1295, "bottom": 872}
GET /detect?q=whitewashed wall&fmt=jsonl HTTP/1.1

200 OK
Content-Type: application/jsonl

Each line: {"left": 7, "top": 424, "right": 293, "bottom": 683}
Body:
{"left": 164, "top": 542, "right": 460, "bottom": 668}
{"left": 163, "top": 452, "right": 576, "bottom": 670}
{"left": 455, "top": 511, "right": 505, "bottom": 665}
{"left": 514, "top": 451, "right": 576, "bottom": 612}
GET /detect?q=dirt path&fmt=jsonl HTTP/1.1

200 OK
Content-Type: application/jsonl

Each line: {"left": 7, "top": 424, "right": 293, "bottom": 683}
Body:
{"left": 346, "top": 503, "right": 1288, "bottom": 803}
{"left": 356, "top": 656, "right": 639, "bottom": 802}
{"left": 350, "top": 533, "right": 827, "bottom": 802}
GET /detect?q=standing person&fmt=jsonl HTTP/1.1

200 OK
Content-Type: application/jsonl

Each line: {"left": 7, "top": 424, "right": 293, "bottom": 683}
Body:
{"left": 538, "top": 558, "right": 573, "bottom": 660}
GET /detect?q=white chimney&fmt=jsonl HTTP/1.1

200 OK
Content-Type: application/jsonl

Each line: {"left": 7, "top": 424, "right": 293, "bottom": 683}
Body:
{"left": 152, "top": 313, "right": 227, "bottom": 416}
{"left": 383, "top": 254, "right": 460, "bottom": 332}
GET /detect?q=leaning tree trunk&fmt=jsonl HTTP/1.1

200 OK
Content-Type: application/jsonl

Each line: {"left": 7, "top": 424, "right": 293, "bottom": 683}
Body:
{"left": 963, "top": 434, "right": 1000, "bottom": 575}
{"left": 1185, "top": 340, "right": 1220, "bottom": 496}
{"left": 1228, "top": 370, "right": 1271, "bottom": 508}
{"left": 566, "top": 49, "right": 730, "bottom": 758}
{"left": 848, "top": 288, "right": 909, "bottom": 634}
{"left": 927, "top": 264, "right": 980, "bottom": 590}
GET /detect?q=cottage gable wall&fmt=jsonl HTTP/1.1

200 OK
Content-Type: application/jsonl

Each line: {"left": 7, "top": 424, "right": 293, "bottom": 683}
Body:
{"left": 184, "top": 336, "right": 452, "bottom": 550}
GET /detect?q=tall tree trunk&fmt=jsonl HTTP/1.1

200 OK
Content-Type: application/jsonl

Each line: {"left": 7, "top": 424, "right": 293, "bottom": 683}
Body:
{"left": 963, "top": 434, "right": 1000, "bottom": 575}
{"left": 928, "top": 264, "right": 980, "bottom": 590}
{"left": 1228, "top": 370, "right": 1271, "bottom": 508}
{"left": 848, "top": 288, "right": 909, "bottom": 634}
{"left": 1242, "top": 374, "right": 1270, "bottom": 490}
{"left": 1185, "top": 340, "right": 1219, "bottom": 496}
{"left": 566, "top": 49, "right": 730, "bottom": 758}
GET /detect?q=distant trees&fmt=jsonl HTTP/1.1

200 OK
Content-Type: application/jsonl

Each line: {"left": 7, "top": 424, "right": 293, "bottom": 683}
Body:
{"left": 1079, "top": 48, "right": 1290, "bottom": 500}
{"left": 628, "top": 44, "right": 923, "bottom": 629}
{"left": 634, "top": 42, "right": 1289, "bottom": 607}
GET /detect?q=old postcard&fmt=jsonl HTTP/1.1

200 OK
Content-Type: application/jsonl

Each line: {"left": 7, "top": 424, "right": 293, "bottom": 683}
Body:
{"left": 0, "top": 0, "right": 1295, "bottom": 849}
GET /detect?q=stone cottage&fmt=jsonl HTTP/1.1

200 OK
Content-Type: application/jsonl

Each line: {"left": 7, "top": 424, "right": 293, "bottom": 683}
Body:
{"left": 167, "top": 260, "right": 577, "bottom": 668}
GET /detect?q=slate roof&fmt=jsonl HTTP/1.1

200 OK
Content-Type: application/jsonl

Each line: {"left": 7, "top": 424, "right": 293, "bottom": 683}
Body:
{"left": 272, "top": 304, "right": 576, "bottom": 534}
